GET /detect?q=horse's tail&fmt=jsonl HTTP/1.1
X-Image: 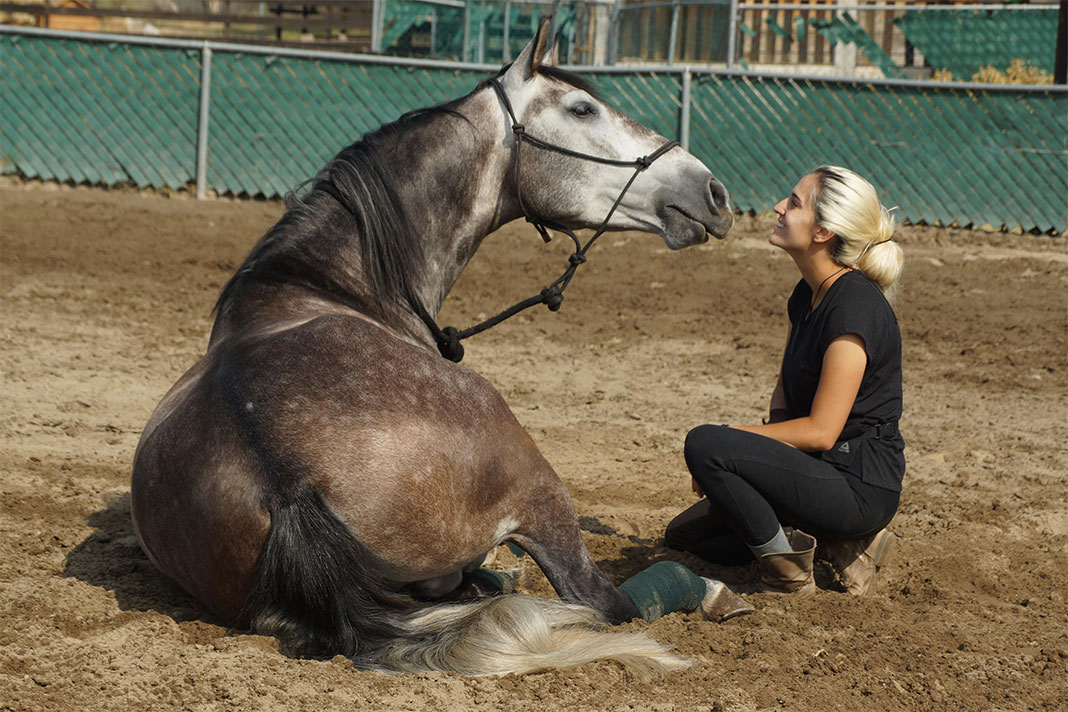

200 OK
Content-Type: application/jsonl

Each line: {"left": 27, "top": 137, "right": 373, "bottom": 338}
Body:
{"left": 242, "top": 488, "right": 689, "bottom": 677}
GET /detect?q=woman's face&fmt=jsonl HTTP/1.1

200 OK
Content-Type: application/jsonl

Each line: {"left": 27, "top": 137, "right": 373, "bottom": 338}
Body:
{"left": 770, "top": 173, "right": 821, "bottom": 253}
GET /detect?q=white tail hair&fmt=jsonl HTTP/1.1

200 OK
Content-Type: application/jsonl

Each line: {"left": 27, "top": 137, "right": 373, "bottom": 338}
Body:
{"left": 245, "top": 488, "right": 688, "bottom": 678}
{"left": 379, "top": 595, "right": 690, "bottom": 678}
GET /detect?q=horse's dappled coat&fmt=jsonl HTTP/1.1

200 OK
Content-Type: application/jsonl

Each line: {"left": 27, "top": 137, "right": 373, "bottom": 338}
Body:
{"left": 131, "top": 19, "right": 733, "bottom": 676}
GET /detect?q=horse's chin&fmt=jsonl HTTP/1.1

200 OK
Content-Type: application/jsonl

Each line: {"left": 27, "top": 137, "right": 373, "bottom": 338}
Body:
{"left": 659, "top": 208, "right": 733, "bottom": 250}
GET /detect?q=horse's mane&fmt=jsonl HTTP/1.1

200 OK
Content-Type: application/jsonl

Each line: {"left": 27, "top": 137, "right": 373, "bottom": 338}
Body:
{"left": 535, "top": 65, "right": 602, "bottom": 99}
{"left": 213, "top": 104, "right": 468, "bottom": 321}
{"left": 214, "top": 66, "right": 593, "bottom": 323}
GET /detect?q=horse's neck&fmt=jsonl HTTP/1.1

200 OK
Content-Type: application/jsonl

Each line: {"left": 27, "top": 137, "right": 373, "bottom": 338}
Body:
{"left": 211, "top": 89, "right": 515, "bottom": 351}
{"left": 385, "top": 91, "right": 514, "bottom": 317}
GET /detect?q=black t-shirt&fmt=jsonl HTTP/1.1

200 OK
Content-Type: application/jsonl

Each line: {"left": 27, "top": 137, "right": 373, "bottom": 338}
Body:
{"left": 782, "top": 270, "right": 906, "bottom": 491}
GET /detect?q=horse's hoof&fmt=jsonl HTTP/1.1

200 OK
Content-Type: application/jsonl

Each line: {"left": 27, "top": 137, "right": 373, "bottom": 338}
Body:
{"left": 699, "top": 578, "right": 755, "bottom": 622}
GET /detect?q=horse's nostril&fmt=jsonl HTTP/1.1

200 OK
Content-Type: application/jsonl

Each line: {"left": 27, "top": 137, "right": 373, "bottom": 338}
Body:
{"left": 709, "top": 178, "right": 731, "bottom": 212}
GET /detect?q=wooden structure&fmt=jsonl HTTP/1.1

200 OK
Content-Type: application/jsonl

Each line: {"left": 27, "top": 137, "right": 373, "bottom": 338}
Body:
{"left": 2, "top": 1, "right": 375, "bottom": 52}
{"left": 34, "top": 0, "right": 101, "bottom": 32}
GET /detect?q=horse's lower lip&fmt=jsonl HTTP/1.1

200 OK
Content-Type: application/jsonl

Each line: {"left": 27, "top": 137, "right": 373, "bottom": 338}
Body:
{"left": 668, "top": 205, "right": 727, "bottom": 240}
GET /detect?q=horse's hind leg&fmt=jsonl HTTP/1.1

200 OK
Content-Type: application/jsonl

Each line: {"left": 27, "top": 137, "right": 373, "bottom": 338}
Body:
{"left": 408, "top": 553, "right": 489, "bottom": 600}
{"left": 510, "top": 477, "right": 640, "bottom": 625}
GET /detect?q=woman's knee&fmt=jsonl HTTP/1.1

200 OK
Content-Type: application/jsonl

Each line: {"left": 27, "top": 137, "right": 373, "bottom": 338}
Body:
{"left": 664, "top": 500, "right": 711, "bottom": 549}
{"left": 684, "top": 424, "right": 747, "bottom": 473}
{"left": 684, "top": 424, "right": 726, "bottom": 466}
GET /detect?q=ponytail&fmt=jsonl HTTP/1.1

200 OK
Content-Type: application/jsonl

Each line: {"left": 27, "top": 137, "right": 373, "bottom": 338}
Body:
{"left": 811, "top": 166, "right": 904, "bottom": 299}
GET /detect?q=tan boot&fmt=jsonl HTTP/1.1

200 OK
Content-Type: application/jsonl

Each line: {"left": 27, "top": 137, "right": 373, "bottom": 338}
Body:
{"left": 757, "top": 530, "right": 816, "bottom": 596}
{"left": 821, "top": 529, "right": 896, "bottom": 596}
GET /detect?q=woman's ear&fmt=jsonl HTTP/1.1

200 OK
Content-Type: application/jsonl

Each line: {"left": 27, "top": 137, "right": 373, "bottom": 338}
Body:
{"left": 813, "top": 225, "right": 836, "bottom": 244}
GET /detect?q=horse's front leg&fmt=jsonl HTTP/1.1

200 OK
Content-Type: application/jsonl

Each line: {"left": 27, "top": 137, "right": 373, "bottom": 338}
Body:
{"left": 510, "top": 473, "right": 640, "bottom": 625}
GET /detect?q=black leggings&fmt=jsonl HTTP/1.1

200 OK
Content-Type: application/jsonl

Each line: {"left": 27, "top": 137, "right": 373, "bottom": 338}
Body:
{"left": 667, "top": 425, "right": 899, "bottom": 563}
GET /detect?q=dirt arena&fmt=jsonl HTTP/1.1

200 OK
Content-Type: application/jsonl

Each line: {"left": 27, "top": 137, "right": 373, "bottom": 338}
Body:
{"left": 1, "top": 180, "right": 1065, "bottom": 712}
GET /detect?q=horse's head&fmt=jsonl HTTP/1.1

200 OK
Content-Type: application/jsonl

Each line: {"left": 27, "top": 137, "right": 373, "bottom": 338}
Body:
{"left": 494, "top": 20, "right": 733, "bottom": 249}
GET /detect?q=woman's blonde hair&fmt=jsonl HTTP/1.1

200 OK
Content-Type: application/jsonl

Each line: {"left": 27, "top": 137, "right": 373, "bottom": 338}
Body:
{"left": 811, "top": 165, "right": 903, "bottom": 298}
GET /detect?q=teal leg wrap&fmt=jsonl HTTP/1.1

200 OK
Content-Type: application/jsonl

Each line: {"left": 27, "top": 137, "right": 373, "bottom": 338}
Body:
{"left": 467, "top": 568, "right": 516, "bottom": 595}
{"left": 618, "top": 561, "right": 707, "bottom": 622}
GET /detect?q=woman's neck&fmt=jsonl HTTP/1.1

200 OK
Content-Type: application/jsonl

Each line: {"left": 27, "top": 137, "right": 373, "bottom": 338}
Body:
{"left": 792, "top": 250, "right": 848, "bottom": 308}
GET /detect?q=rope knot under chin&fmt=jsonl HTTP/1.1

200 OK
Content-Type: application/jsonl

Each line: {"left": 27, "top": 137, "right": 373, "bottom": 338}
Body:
{"left": 568, "top": 253, "right": 587, "bottom": 266}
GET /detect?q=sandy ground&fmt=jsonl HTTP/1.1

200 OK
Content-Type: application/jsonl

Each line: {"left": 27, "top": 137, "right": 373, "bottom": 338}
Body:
{"left": 1, "top": 180, "right": 1065, "bottom": 712}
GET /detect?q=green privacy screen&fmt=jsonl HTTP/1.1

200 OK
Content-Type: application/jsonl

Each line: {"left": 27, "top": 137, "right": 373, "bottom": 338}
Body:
{"left": 1, "top": 30, "right": 1065, "bottom": 232}
{"left": 895, "top": 9, "right": 1060, "bottom": 80}
{"left": 0, "top": 34, "right": 200, "bottom": 188}
{"left": 688, "top": 73, "right": 1066, "bottom": 232}
{"left": 206, "top": 53, "right": 484, "bottom": 197}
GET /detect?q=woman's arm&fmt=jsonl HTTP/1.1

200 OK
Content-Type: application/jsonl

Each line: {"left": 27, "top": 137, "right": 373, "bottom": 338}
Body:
{"left": 734, "top": 334, "right": 867, "bottom": 452}
{"left": 765, "top": 326, "right": 791, "bottom": 423}
{"left": 766, "top": 372, "right": 789, "bottom": 423}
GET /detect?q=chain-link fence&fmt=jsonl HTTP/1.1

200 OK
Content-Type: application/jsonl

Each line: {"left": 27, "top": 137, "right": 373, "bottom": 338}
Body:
{"left": 2, "top": 26, "right": 1066, "bottom": 232}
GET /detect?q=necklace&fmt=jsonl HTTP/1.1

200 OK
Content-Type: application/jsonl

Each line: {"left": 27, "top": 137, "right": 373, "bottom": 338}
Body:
{"left": 810, "top": 266, "right": 849, "bottom": 310}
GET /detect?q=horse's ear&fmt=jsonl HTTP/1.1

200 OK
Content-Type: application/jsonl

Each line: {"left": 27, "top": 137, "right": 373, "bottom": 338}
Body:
{"left": 542, "top": 32, "right": 560, "bottom": 68}
{"left": 505, "top": 16, "right": 553, "bottom": 83}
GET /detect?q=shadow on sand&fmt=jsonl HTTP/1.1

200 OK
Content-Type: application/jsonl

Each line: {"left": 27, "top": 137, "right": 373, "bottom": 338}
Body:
{"left": 62, "top": 491, "right": 223, "bottom": 626}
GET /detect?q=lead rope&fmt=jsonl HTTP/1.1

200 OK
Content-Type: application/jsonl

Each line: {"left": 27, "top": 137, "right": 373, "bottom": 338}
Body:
{"left": 318, "top": 79, "right": 678, "bottom": 363}
{"left": 409, "top": 78, "right": 678, "bottom": 362}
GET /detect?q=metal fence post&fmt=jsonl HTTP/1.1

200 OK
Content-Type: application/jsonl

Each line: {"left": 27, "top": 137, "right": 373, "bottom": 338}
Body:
{"left": 679, "top": 67, "right": 691, "bottom": 151}
{"left": 430, "top": 8, "right": 438, "bottom": 55}
{"left": 195, "top": 43, "right": 212, "bottom": 200}
{"left": 607, "top": 0, "right": 622, "bottom": 65}
{"left": 834, "top": 2, "right": 857, "bottom": 76}
{"left": 463, "top": 3, "right": 471, "bottom": 62}
{"left": 371, "top": 0, "right": 383, "bottom": 53}
{"left": 668, "top": 0, "right": 680, "bottom": 65}
{"left": 727, "top": 0, "right": 738, "bottom": 68}
{"left": 478, "top": 12, "right": 486, "bottom": 64}
{"left": 503, "top": 0, "right": 511, "bottom": 62}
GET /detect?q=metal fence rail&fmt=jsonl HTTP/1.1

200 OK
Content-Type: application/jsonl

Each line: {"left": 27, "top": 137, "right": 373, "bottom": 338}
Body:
{"left": 1, "top": 27, "right": 1065, "bottom": 232}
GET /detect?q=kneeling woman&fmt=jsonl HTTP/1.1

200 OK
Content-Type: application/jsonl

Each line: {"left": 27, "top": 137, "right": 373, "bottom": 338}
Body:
{"left": 667, "top": 166, "right": 904, "bottom": 596}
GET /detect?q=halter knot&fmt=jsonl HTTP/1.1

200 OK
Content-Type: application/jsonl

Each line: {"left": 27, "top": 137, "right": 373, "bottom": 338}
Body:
{"left": 408, "top": 77, "right": 681, "bottom": 362}
{"left": 541, "top": 286, "right": 564, "bottom": 312}
{"left": 437, "top": 326, "right": 465, "bottom": 362}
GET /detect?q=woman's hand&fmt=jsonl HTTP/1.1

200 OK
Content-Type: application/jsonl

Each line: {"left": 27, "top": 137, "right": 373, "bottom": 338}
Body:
{"left": 732, "top": 334, "right": 867, "bottom": 452}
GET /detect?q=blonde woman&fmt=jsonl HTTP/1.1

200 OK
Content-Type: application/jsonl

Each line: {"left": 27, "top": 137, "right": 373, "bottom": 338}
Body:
{"left": 666, "top": 166, "right": 905, "bottom": 597}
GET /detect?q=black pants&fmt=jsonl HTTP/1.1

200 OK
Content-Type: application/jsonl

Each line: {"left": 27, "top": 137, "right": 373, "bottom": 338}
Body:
{"left": 667, "top": 425, "right": 899, "bottom": 564}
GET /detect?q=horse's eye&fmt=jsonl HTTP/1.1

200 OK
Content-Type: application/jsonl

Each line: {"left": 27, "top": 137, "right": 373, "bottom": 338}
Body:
{"left": 569, "top": 102, "right": 596, "bottom": 118}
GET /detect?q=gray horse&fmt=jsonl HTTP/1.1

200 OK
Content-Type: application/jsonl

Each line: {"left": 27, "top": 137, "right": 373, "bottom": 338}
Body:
{"left": 131, "top": 20, "right": 733, "bottom": 677}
